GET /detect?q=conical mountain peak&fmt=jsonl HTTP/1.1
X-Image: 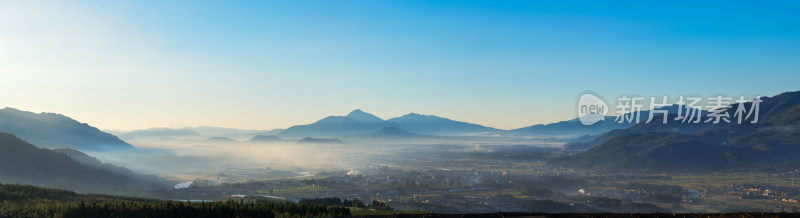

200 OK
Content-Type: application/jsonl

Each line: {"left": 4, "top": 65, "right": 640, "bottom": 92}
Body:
{"left": 345, "top": 109, "right": 384, "bottom": 123}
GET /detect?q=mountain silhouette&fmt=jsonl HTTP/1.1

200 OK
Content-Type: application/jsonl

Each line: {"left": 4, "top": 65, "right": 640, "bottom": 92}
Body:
{"left": 0, "top": 132, "right": 148, "bottom": 192}
{"left": 386, "top": 113, "right": 499, "bottom": 135}
{"left": 53, "top": 148, "right": 161, "bottom": 184}
{"left": 249, "top": 135, "right": 283, "bottom": 142}
{"left": 0, "top": 108, "right": 133, "bottom": 151}
{"left": 513, "top": 117, "right": 634, "bottom": 137}
{"left": 345, "top": 109, "right": 384, "bottom": 123}
{"left": 278, "top": 110, "right": 500, "bottom": 138}
{"left": 554, "top": 90, "right": 800, "bottom": 172}
{"left": 278, "top": 110, "right": 393, "bottom": 139}
{"left": 514, "top": 104, "right": 706, "bottom": 137}
{"left": 183, "top": 126, "right": 264, "bottom": 136}
{"left": 117, "top": 126, "right": 267, "bottom": 141}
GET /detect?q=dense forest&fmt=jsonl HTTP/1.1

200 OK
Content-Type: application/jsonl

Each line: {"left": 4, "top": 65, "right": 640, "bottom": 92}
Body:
{"left": 299, "top": 197, "right": 392, "bottom": 211}
{"left": 0, "top": 183, "right": 354, "bottom": 218}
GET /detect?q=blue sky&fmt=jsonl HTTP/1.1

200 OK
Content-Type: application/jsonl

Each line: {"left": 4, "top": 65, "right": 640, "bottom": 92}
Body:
{"left": 1, "top": 1, "right": 798, "bottom": 130}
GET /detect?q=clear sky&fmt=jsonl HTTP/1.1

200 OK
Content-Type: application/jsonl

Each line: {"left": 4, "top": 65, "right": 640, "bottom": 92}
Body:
{"left": 1, "top": 1, "right": 799, "bottom": 131}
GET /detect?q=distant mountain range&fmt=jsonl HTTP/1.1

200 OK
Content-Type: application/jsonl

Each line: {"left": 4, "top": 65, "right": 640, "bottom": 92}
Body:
{"left": 277, "top": 110, "right": 394, "bottom": 139}
{"left": 0, "top": 103, "right": 727, "bottom": 153}
{"left": 277, "top": 109, "right": 500, "bottom": 139}
{"left": 0, "top": 107, "right": 133, "bottom": 151}
{"left": 278, "top": 107, "right": 712, "bottom": 139}
{"left": 0, "top": 103, "right": 723, "bottom": 151}
{"left": 513, "top": 104, "right": 706, "bottom": 137}
{"left": 553, "top": 90, "right": 800, "bottom": 172}
{"left": 117, "top": 126, "right": 268, "bottom": 141}
{"left": 118, "top": 128, "right": 200, "bottom": 140}
{"left": 386, "top": 113, "right": 499, "bottom": 135}
{"left": 109, "top": 106, "right": 715, "bottom": 141}
{"left": 512, "top": 118, "right": 634, "bottom": 137}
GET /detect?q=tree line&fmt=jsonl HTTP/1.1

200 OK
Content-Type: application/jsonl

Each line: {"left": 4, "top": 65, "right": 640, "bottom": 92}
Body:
{"left": 0, "top": 183, "right": 352, "bottom": 218}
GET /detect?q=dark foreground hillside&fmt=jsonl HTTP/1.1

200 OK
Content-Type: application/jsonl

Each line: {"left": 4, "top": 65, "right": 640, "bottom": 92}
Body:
{"left": 0, "top": 183, "right": 350, "bottom": 218}
{"left": 352, "top": 212, "right": 800, "bottom": 218}
{"left": 0, "top": 132, "right": 154, "bottom": 192}
{"left": 3, "top": 183, "right": 800, "bottom": 218}
{"left": 554, "top": 90, "right": 800, "bottom": 172}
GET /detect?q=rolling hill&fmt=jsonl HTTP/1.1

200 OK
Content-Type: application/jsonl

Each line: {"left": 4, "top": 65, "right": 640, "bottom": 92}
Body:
{"left": 52, "top": 148, "right": 162, "bottom": 184}
{"left": 553, "top": 90, "right": 800, "bottom": 172}
{"left": 0, "top": 108, "right": 133, "bottom": 151}
{"left": 512, "top": 118, "right": 634, "bottom": 137}
{"left": 248, "top": 135, "right": 283, "bottom": 142}
{"left": 514, "top": 105, "right": 706, "bottom": 137}
{"left": 0, "top": 132, "right": 155, "bottom": 192}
